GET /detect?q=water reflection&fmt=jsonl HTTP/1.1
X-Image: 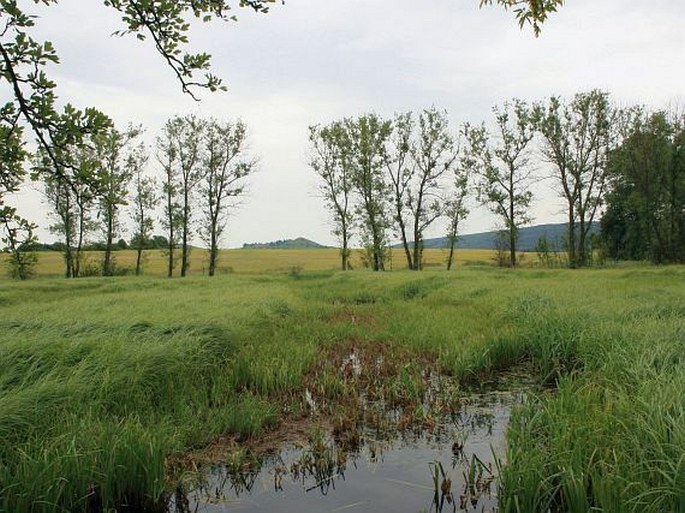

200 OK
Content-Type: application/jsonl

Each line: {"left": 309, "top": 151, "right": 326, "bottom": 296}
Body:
{"left": 168, "top": 390, "right": 524, "bottom": 513}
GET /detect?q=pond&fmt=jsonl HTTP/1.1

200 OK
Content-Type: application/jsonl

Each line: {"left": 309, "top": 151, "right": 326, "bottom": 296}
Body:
{"left": 169, "top": 389, "right": 525, "bottom": 513}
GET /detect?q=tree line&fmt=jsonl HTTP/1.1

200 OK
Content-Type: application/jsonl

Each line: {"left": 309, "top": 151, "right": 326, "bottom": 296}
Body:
{"left": 310, "top": 90, "right": 685, "bottom": 271}
{"left": 2, "top": 115, "right": 255, "bottom": 279}
{"left": 2, "top": 90, "right": 683, "bottom": 279}
{"left": 0, "top": 0, "right": 565, "bottom": 279}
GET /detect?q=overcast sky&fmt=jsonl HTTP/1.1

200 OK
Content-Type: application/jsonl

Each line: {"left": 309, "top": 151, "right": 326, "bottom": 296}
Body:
{"left": 9, "top": 0, "right": 685, "bottom": 247}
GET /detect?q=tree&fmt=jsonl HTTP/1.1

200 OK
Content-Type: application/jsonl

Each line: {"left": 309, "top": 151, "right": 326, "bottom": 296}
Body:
{"left": 156, "top": 115, "right": 205, "bottom": 277}
{"left": 33, "top": 143, "right": 99, "bottom": 278}
{"left": 92, "top": 125, "right": 141, "bottom": 276}
{"left": 200, "top": 118, "right": 255, "bottom": 276}
{"left": 130, "top": 234, "right": 168, "bottom": 250}
{"left": 384, "top": 112, "right": 414, "bottom": 270}
{"left": 103, "top": 1, "right": 277, "bottom": 97}
{"left": 309, "top": 121, "right": 355, "bottom": 271}
{"left": 386, "top": 108, "right": 459, "bottom": 270}
{"left": 601, "top": 108, "right": 685, "bottom": 263}
{"left": 348, "top": 114, "right": 393, "bottom": 271}
{"left": 39, "top": 164, "right": 75, "bottom": 277}
{"left": 408, "top": 108, "right": 459, "bottom": 270}
{"left": 463, "top": 99, "right": 535, "bottom": 267}
{"left": 535, "top": 90, "right": 617, "bottom": 267}
{"left": 1, "top": 0, "right": 109, "bottom": 278}
{"left": 128, "top": 141, "right": 155, "bottom": 275}
{"left": 445, "top": 161, "right": 470, "bottom": 271}
{"left": 156, "top": 123, "right": 182, "bottom": 278}
{"left": 0, "top": 107, "right": 27, "bottom": 200}
{"left": 176, "top": 115, "right": 205, "bottom": 277}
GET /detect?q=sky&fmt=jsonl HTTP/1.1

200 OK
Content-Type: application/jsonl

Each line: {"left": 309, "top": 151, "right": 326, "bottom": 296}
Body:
{"left": 7, "top": 0, "right": 685, "bottom": 248}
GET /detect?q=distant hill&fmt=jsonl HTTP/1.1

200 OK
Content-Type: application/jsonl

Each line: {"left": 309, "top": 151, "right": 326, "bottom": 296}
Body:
{"left": 401, "top": 222, "right": 600, "bottom": 251}
{"left": 241, "top": 237, "right": 328, "bottom": 250}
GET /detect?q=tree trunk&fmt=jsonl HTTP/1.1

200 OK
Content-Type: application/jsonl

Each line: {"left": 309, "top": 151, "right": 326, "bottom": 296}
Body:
{"left": 181, "top": 231, "right": 188, "bottom": 276}
{"left": 64, "top": 214, "right": 73, "bottom": 278}
{"left": 412, "top": 241, "right": 421, "bottom": 270}
{"left": 401, "top": 232, "right": 412, "bottom": 269}
{"left": 509, "top": 171, "right": 517, "bottom": 267}
{"left": 368, "top": 209, "right": 384, "bottom": 271}
{"left": 61, "top": 192, "right": 74, "bottom": 278}
{"left": 181, "top": 191, "right": 190, "bottom": 277}
{"left": 567, "top": 206, "right": 576, "bottom": 268}
{"left": 103, "top": 207, "right": 114, "bottom": 276}
{"left": 136, "top": 246, "right": 143, "bottom": 276}
{"left": 412, "top": 216, "right": 422, "bottom": 271}
{"left": 578, "top": 216, "right": 587, "bottom": 267}
{"left": 208, "top": 249, "right": 217, "bottom": 276}
{"left": 74, "top": 205, "right": 86, "bottom": 278}
{"left": 446, "top": 239, "right": 456, "bottom": 271}
{"left": 167, "top": 229, "right": 174, "bottom": 278}
{"left": 166, "top": 188, "right": 174, "bottom": 278}
{"left": 372, "top": 228, "right": 383, "bottom": 271}
{"left": 396, "top": 208, "right": 413, "bottom": 269}
{"left": 341, "top": 223, "right": 350, "bottom": 271}
{"left": 208, "top": 228, "right": 217, "bottom": 277}
{"left": 64, "top": 244, "right": 73, "bottom": 278}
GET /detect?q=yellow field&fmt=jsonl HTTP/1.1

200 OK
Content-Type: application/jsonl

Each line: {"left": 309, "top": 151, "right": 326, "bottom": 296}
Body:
{"left": 0, "top": 247, "right": 517, "bottom": 278}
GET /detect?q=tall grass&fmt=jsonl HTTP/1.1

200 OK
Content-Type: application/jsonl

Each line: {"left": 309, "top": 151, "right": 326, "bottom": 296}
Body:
{"left": 0, "top": 266, "right": 683, "bottom": 511}
{"left": 497, "top": 272, "right": 685, "bottom": 512}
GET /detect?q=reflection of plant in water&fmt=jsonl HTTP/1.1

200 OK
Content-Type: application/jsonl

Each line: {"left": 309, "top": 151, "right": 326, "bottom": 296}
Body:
{"left": 460, "top": 453, "right": 494, "bottom": 510}
{"left": 171, "top": 485, "right": 192, "bottom": 513}
{"left": 171, "top": 467, "right": 217, "bottom": 513}
{"left": 289, "top": 428, "right": 349, "bottom": 495}
{"left": 429, "top": 460, "right": 455, "bottom": 513}
{"left": 454, "top": 409, "right": 495, "bottom": 436}
{"left": 451, "top": 432, "right": 468, "bottom": 463}
{"left": 223, "top": 446, "right": 262, "bottom": 495}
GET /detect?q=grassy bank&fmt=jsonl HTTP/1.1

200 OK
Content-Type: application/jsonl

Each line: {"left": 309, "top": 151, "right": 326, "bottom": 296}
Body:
{"left": 498, "top": 269, "right": 685, "bottom": 512}
{"left": 0, "top": 266, "right": 683, "bottom": 511}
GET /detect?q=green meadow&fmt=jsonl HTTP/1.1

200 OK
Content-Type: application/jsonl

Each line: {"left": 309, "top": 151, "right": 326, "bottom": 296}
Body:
{"left": 0, "top": 260, "right": 684, "bottom": 512}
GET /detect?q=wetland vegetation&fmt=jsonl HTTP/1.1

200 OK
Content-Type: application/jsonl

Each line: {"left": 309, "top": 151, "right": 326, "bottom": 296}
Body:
{"left": 1, "top": 264, "right": 684, "bottom": 512}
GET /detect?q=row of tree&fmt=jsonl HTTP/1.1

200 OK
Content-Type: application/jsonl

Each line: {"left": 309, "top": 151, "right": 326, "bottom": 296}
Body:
{"left": 2, "top": 115, "right": 254, "bottom": 279}
{"left": 0, "top": 0, "right": 567, "bottom": 279}
{"left": 3, "top": 92, "right": 682, "bottom": 279}
{"left": 309, "top": 108, "right": 468, "bottom": 271}
{"left": 311, "top": 90, "right": 684, "bottom": 271}
{"left": 157, "top": 115, "right": 255, "bottom": 277}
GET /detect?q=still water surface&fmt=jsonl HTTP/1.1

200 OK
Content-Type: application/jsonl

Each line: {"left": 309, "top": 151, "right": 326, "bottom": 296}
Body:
{"left": 170, "top": 390, "right": 524, "bottom": 513}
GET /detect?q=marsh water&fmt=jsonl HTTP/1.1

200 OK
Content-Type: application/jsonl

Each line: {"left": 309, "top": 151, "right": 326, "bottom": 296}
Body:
{"left": 169, "top": 389, "right": 524, "bottom": 513}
